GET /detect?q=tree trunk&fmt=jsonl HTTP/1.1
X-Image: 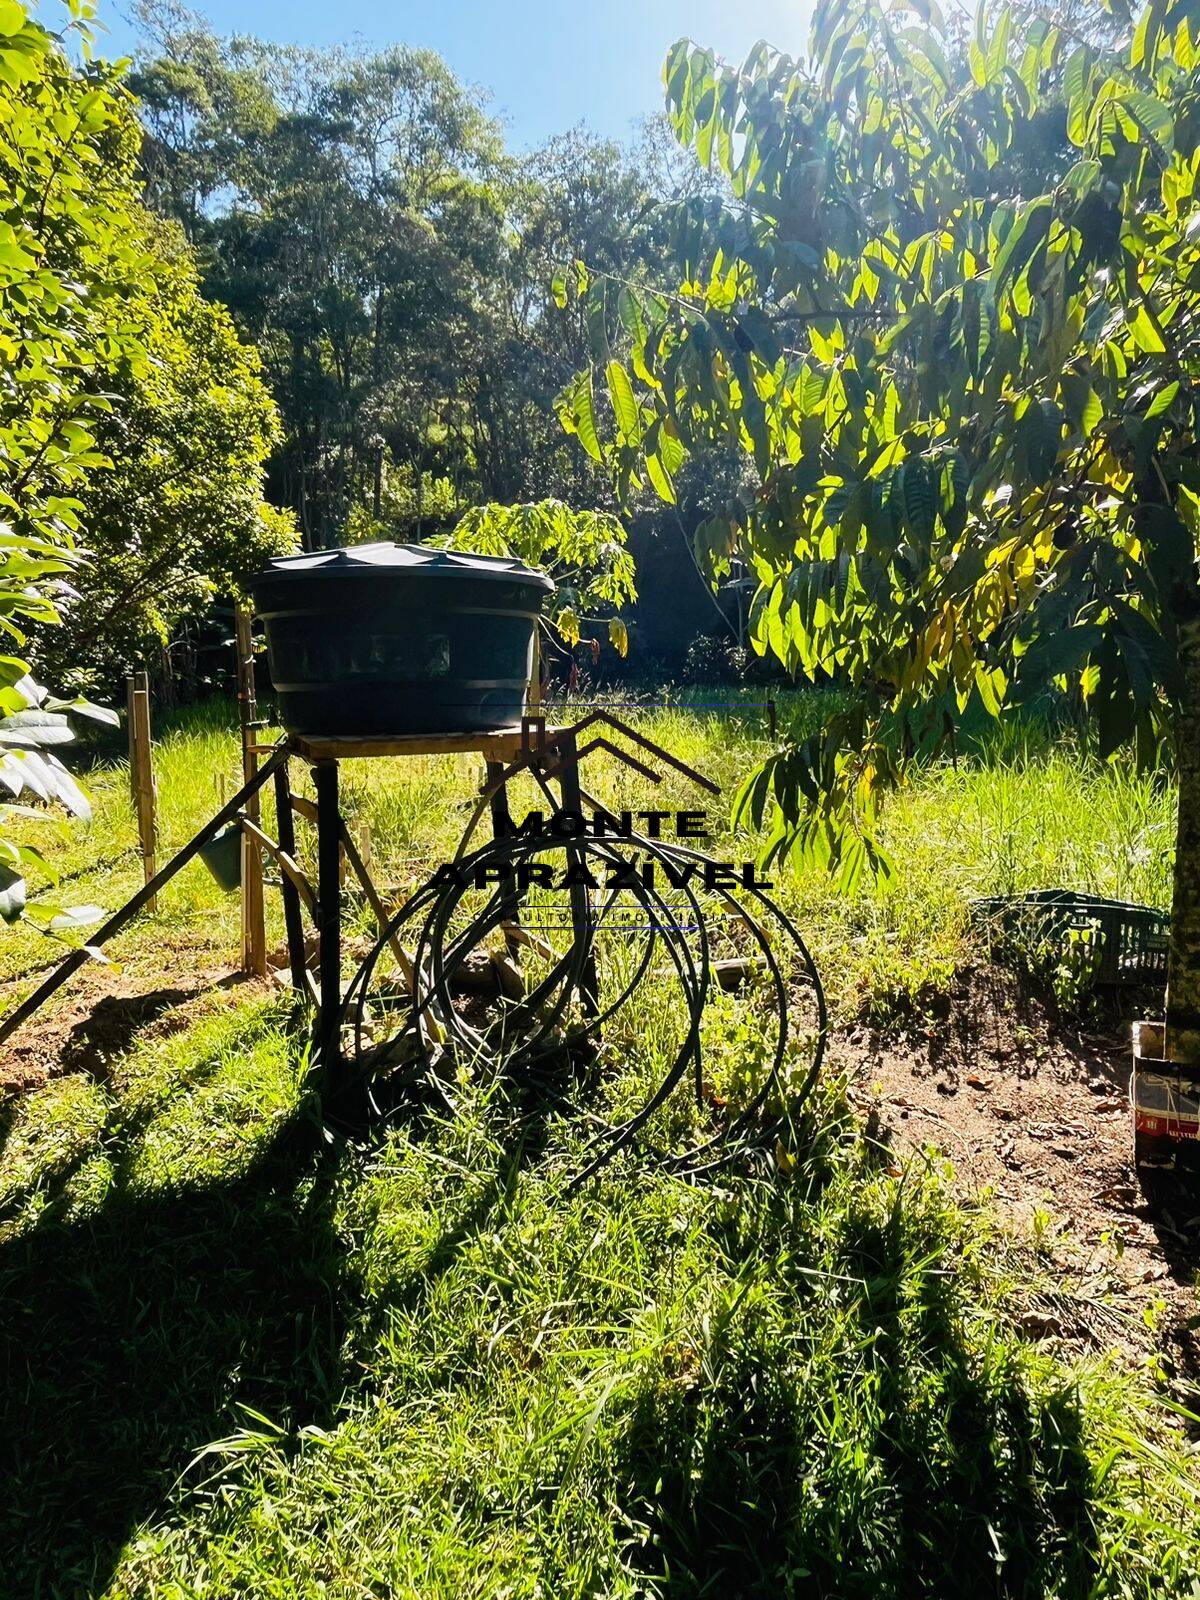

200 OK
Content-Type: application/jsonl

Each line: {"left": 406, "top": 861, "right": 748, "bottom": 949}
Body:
{"left": 1166, "top": 611, "right": 1200, "bottom": 1062}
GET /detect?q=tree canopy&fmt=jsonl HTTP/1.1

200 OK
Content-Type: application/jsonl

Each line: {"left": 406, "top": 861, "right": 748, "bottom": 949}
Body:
{"left": 0, "top": 0, "right": 287, "bottom": 925}
{"left": 126, "top": 5, "right": 722, "bottom": 565}
{"left": 566, "top": 0, "right": 1196, "bottom": 886}
{"left": 446, "top": 501, "right": 635, "bottom": 656}
{"left": 38, "top": 215, "right": 293, "bottom": 693}
{"left": 0, "top": 0, "right": 148, "bottom": 923}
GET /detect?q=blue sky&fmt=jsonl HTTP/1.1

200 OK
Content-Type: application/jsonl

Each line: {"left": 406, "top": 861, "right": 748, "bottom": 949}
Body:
{"left": 95, "top": 0, "right": 814, "bottom": 149}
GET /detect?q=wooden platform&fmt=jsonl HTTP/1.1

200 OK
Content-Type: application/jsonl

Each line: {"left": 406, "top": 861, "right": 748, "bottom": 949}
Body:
{"left": 288, "top": 723, "right": 568, "bottom": 764}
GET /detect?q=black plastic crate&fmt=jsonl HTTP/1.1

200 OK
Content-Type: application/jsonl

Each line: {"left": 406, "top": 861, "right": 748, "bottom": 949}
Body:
{"left": 970, "top": 889, "right": 1169, "bottom": 988}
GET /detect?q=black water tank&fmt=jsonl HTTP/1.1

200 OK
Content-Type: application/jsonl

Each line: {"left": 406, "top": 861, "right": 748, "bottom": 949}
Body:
{"left": 253, "top": 543, "right": 554, "bottom": 737}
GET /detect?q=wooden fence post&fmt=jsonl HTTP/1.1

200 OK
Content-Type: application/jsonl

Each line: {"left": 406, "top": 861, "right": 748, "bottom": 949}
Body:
{"left": 129, "top": 671, "right": 158, "bottom": 911}
{"left": 126, "top": 675, "right": 139, "bottom": 803}
{"left": 236, "top": 607, "right": 267, "bottom": 977}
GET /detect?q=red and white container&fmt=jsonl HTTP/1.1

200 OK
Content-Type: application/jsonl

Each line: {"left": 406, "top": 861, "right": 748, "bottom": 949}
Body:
{"left": 1132, "top": 1019, "right": 1200, "bottom": 1161}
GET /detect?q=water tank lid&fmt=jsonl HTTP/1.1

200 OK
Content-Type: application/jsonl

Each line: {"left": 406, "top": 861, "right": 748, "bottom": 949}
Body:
{"left": 256, "top": 541, "right": 554, "bottom": 592}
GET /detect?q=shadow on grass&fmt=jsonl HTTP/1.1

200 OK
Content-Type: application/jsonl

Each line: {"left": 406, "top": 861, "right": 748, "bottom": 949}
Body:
{"left": 0, "top": 1033, "right": 1105, "bottom": 1599}
{"left": 612, "top": 1188, "right": 1099, "bottom": 1600}
{"left": 58, "top": 979, "right": 248, "bottom": 1080}
{"left": 879, "top": 960, "right": 1149, "bottom": 1090}
{"left": 0, "top": 1111, "right": 350, "bottom": 1596}
{"left": 0, "top": 1038, "right": 573, "bottom": 1596}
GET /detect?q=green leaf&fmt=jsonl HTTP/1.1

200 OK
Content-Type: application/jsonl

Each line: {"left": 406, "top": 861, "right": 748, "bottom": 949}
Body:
{"left": 1093, "top": 631, "right": 1137, "bottom": 759}
{"left": 1144, "top": 379, "right": 1179, "bottom": 419}
{"left": 616, "top": 286, "right": 645, "bottom": 343}
{"left": 1014, "top": 623, "right": 1102, "bottom": 700}
{"left": 46, "top": 903, "right": 104, "bottom": 931}
{"left": 1064, "top": 46, "right": 1092, "bottom": 146}
{"left": 1128, "top": 303, "right": 1166, "bottom": 354}
{"left": 644, "top": 453, "right": 676, "bottom": 504}
{"left": 82, "top": 946, "right": 120, "bottom": 968}
{"left": 739, "top": 306, "right": 782, "bottom": 366}
{"left": 991, "top": 199, "right": 1051, "bottom": 294}
{"left": 555, "top": 606, "right": 580, "bottom": 646}
{"left": 985, "top": 6, "right": 1011, "bottom": 77}
{"left": 1131, "top": 0, "right": 1160, "bottom": 67}
{"left": 574, "top": 381, "right": 602, "bottom": 461}
{"left": 0, "top": 861, "right": 24, "bottom": 920}
{"left": 974, "top": 662, "right": 1007, "bottom": 717}
{"left": 902, "top": 460, "right": 936, "bottom": 543}
{"left": 1120, "top": 89, "right": 1173, "bottom": 154}
{"left": 606, "top": 361, "right": 638, "bottom": 439}
{"left": 1061, "top": 158, "right": 1101, "bottom": 193}
{"left": 44, "top": 695, "right": 119, "bottom": 727}
{"left": 1019, "top": 399, "right": 1063, "bottom": 479}
{"left": 835, "top": 833, "right": 868, "bottom": 895}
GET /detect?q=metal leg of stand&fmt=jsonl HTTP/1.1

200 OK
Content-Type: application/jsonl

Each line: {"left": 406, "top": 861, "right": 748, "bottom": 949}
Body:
{"left": 273, "top": 758, "right": 308, "bottom": 995}
{"left": 486, "top": 759, "right": 514, "bottom": 838}
{"left": 556, "top": 729, "right": 598, "bottom": 1013}
{"left": 487, "top": 758, "right": 525, "bottom": 957}
{"left": 314, "top": 760, "right": 343, "bottom": 1083}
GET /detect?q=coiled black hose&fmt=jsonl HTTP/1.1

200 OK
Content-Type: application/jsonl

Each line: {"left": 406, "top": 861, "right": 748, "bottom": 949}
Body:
{"left": 341, "top": 821, "right": 826, "bottom": 1191}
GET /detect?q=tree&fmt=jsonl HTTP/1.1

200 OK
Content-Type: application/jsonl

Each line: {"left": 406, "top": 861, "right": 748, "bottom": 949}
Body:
{"left": 34, "top": 216, "right": 294, "bottom": 693}
{"left": 126, "top": 0, "right": 276, "bottom": 236}
{"left": 567, "top": 0, "right": 1200, "bottom": 1063}
{"left": 126, "top": 11, "right": 724, "bottom": 603}
{"left": 0, "top": 0, "right": 286, "bottom": 929}
{"left": 129, "top": 9, "right": 509, "bottom": 548}
{"left": 466, "top": 128, "right": 689, "bottom": 511}
{"left": 0, "top": 0, "right": 157, "bottom": 929}
{"left": 446, "top": 501, "right": 635, "bottom": 657}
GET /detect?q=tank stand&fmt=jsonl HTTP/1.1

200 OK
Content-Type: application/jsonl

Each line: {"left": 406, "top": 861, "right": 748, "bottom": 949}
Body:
{"left": 0, "top": 715, "right": 824, "bottom": 1190}
{"left": 268, "top": 721, "right": 587, "bottom": 1102}
{"left": 0, "top": 714, "right": 712, "bottom": 1125}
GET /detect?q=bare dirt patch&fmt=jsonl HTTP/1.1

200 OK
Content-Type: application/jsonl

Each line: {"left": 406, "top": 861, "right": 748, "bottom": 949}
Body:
{"left": 833, "top": 965, "right": 1200, "bottom": 1392}
{"left": 0, "top": 966, "right": 271, "bottom": 1100}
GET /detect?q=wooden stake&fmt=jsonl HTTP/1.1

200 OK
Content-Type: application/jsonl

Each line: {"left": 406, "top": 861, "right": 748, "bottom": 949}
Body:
{"left": 130, "top": 672, "right": 158, "bottom": 910}
{"left": 126, "top": 676, "right": 138, "bottom": 803}
{"left": 236, "top": 607, "right": 267, "bottom": 977}
{"left": 272, "top": 759, "right": 309, "bottom": 995}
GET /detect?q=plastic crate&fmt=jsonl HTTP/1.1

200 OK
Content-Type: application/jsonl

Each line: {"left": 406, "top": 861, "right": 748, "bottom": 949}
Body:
{"left": 970, "top": 889, "right": 1169, "bottom": 988}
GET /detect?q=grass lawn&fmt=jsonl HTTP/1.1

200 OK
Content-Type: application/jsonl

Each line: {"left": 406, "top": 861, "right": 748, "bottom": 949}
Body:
{"left": 0, "top": 692, "right": 1196, "bottom": 1597}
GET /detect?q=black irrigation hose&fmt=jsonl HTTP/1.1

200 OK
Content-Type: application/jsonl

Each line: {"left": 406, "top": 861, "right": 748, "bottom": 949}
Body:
{"left": 341, "top": 825, "right": 827, "bottom": 1191}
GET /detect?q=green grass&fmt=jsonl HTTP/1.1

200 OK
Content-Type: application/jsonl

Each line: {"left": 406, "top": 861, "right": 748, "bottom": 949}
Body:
{"left": 0, "top": 694, "right": 1195, "bottom": 1596}
{"left": 1, "top": 1003, "right": 1197, "bottom": 1596}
